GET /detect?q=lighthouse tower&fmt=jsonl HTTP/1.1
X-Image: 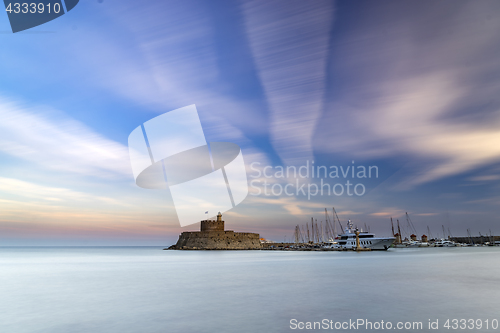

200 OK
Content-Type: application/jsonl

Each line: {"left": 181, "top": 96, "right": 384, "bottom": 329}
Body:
{"left": 200, "top": 212, "right": 225, "bottom": 231}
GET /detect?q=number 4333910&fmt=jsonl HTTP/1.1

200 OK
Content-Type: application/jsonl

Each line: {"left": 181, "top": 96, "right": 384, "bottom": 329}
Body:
{"left": 6, "top": 3, "right": 62, "bottom": 14}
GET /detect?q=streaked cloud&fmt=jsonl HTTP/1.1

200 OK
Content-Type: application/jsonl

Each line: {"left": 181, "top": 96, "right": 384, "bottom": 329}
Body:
{"left": 0, "top": 96, "right": 131, "bottom": 178}
{"left": 83, "top": 1, "right": 267, "bottom": 141}
{"left": 243, "top": 0, "right": 334, "bottom": 165}
{"left": 248, "top": 195, "right": 336, "bottom": 218}
{"left": 370, "top": 209, "right": 405, "bottom": 218}
{"left": 315, "top": 1, "right": 500, "bottom": 187}
{"left": 0, "top": 177, "right": 124, "bottom": 204}
{"left": 468, "top": 175, "right": 500, "bottom": 182}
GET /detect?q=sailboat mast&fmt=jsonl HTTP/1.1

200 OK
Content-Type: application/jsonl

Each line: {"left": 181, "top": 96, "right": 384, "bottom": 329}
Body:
{"left": 331, "top": 208, "right": 336, "bottom": 238}
{"left": 397, "top": 220, "right": 402, "bottom": 243}
{"left": 333, "top": 207, "right": 343, "bottom": 231}
{"left": 306, "top": 223, "right": 311, "bottom": 243}
{"left": 311, "top": 218, "right": 315, "bottom": 243}
{"left": 325, "top": 208, "right": 333, "bottom": 239}
{"left": 320, "top": 221, "right": 324, "bottom": 243}
{"left": 315, "top": 219, "right": 318, "bottom": 243}
{"left": 406, "top": 212, "right": 417, "bottom": 235}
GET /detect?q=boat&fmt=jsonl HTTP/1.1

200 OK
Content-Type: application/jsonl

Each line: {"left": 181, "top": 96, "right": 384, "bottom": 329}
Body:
{"left": 434, "top": 239, "right": 457, "bottom": 247}
{"left": 332, "top": 220, "right": 395, "bottom": 251}
{"left": 401, "top": 240, "right": 420, "bottom": 248}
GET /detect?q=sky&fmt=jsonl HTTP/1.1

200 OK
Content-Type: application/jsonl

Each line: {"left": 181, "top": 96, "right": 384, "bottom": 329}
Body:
{"left": 1, "top": 0, "right": 500, "bottom": 245}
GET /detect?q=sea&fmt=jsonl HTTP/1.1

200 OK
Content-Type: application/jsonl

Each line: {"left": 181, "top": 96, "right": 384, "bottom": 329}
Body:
{"left": 1, "top": 247, "right": 499, "bottom": 333}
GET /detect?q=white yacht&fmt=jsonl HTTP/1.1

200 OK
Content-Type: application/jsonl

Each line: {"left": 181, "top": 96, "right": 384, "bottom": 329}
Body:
{"left": 332, "top": 221, "right": 395, "bottom": 251}
{"left": 434, "top": 239, "right": 457, "bottom": 247}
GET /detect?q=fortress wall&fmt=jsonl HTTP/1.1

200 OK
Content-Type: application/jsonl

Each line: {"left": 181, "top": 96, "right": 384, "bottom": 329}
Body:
{"left": 175, "top": 231, "right": 261, "bottom": 250}
{"left": 200, "top": 220, "right": 224, "bottom": 231}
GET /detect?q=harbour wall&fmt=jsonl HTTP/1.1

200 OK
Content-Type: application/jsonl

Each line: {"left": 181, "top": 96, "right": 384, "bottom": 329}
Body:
{"left": 450, "top": 236, "right": 500, "bottom": 244}
{"left": 173, "top": 230, "right": 261, "bottom": 250}
{"left": 261, "top": 242, "right": 296, "bottom": 249}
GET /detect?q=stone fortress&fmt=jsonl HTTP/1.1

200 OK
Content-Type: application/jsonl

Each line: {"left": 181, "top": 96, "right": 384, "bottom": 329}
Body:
{"left": 169, "top": 212, "right": 261, "bottom": 250}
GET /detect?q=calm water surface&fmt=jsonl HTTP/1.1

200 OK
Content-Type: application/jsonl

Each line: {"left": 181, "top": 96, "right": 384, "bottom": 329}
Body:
{"left": 1, "top": 247, "right": 499, "bottom": 333}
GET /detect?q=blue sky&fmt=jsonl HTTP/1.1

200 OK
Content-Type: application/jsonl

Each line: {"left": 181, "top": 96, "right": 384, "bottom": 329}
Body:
{"left": 1, "top": 0, "right": 500, "bottom": 245}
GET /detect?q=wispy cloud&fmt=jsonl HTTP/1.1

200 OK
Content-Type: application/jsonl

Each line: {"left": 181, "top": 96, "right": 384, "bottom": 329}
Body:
{"left": 315, "top": 1, "right": 500, "bottom": 188}
{"left": 366, "top": 73, "right": 500, "bottom": 187}
{"left": 247, "top": 195, "right": 337, "bottom": 218}
{"left": 243, "top": 0, "right": 334, "bottom": 166}
{"left": 468, "top": 175, "right": 500, "bottom": 182}
{"left": 370, "top": 209, "right": 405, "bottom": 218}
{"left": 0, "top": 96, "right": 131, "bottom": 178}
{"left": 0, "top": 177, "right": 124, "bottom": 204}
{"left": 79, "top": 1, "right": 267, "bottom": 142}
{"left": 0, "top": 176, "right": 175, "bottom": 236}
{"left": 414, "top": 213, "right": 438, "bottom": 217}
